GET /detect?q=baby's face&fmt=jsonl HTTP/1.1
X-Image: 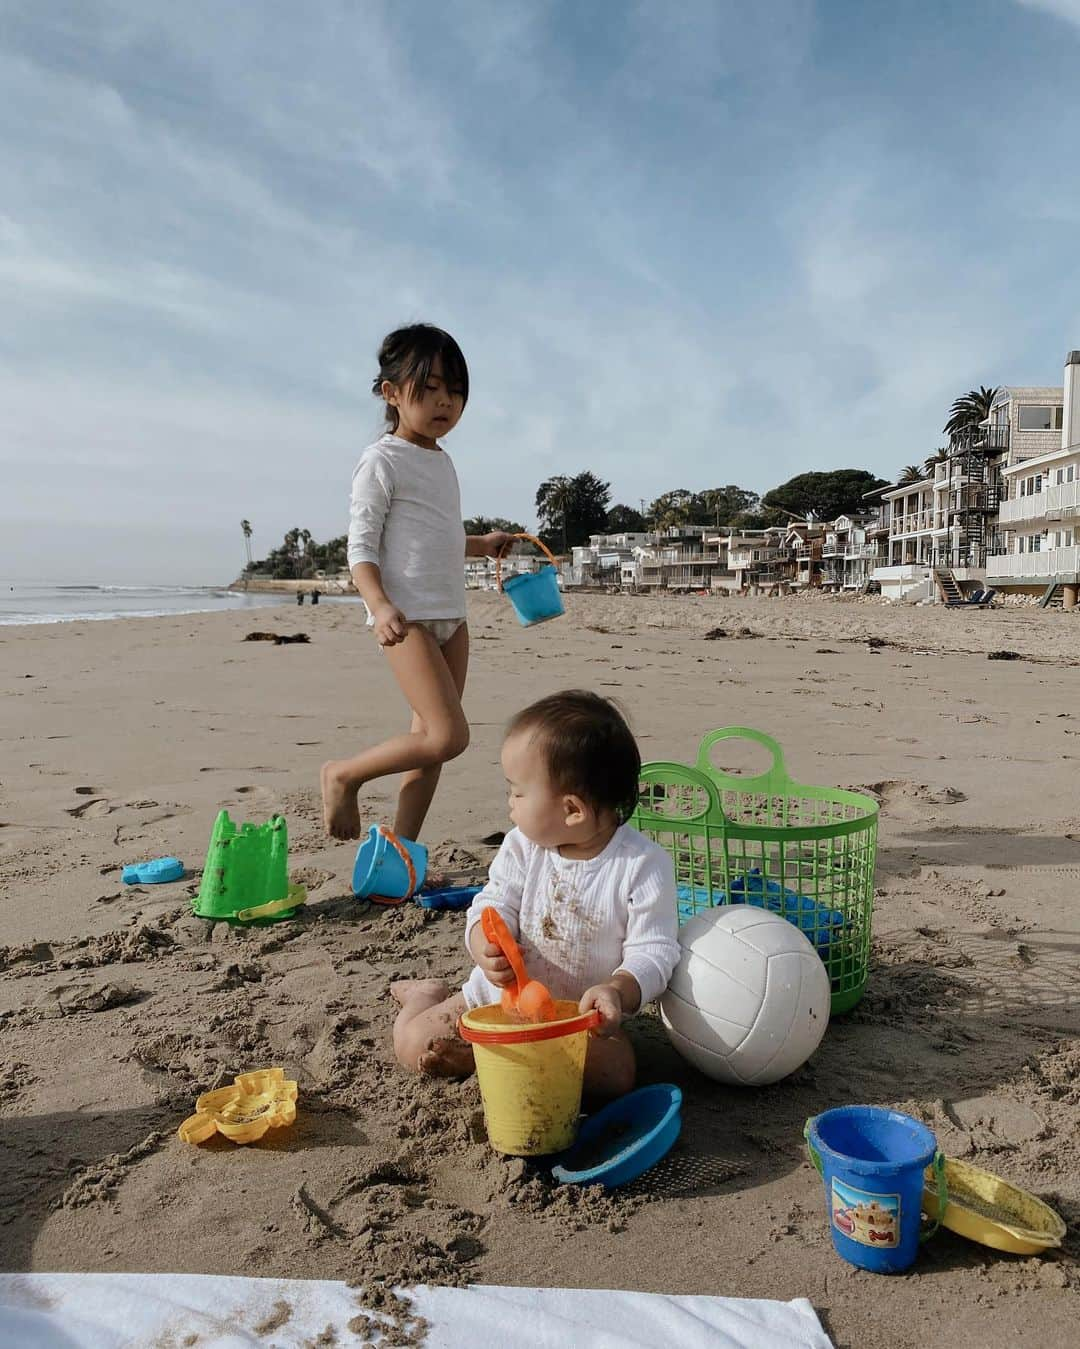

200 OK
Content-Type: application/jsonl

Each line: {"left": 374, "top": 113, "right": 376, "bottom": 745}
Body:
{"left": 501, "top": 731, "right": 575, "bottom": 848}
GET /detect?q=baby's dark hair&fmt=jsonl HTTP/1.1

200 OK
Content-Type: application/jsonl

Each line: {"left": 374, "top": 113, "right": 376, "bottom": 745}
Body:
{"left": 506, "top": 689, "right": 642, "bottom": 824}
{"left": 373, "top": 323, "right": 469, "bottom": 432}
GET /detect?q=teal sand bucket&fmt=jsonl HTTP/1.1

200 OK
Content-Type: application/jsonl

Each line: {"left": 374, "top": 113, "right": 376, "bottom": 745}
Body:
{"left": 805, "top": 1106, "right": 946, "bottom": 1274}
{"left": 497, "top": 533, "right": 565, "bottom": 627}
{"left": 352, "top": 825, "right": 427, "bottom": 905}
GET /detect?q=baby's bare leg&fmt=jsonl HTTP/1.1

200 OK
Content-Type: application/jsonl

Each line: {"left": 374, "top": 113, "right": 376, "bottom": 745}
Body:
{"left": 583, "top": 1030, "right": 636, "bottom": 1101}
{"left": 390, "top": 981, "right": 473, "bottom": 1078}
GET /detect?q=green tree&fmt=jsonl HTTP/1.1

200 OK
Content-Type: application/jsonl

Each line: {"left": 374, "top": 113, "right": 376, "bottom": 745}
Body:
{"left": 897, "top": 464, "right": 924, "bottom": 485}
{"left": 923, "top": 448, "right": 949, "bottom": 477}
{"left": 605, "top": 503, "right": 648, "bottom": 533}
{"left": 696, "top": 486, "right": 760, "bottom": 527}
{"left": 762, "top": 469, "right": 888, "bottom": 521}
{"left": 944, "top": 386, "right": 999, "bottom": 445}
{"left": 241, "top": 519, "right": 253, "bottom": 570}
{"left": 535, "top": 471, "right": 611, "bottom": 551}
{"left": 647, "top": 489, "right": 693, "bottom": 528}
{"left": 463, "top": 515, "right": 526, "bottom": 536}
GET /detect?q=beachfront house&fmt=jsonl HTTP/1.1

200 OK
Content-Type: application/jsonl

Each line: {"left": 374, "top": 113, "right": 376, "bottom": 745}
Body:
{"left": 636, "top": 526, "right": 728, "bottom": 592}
{"left": 565, "top": 532, "right": 651, "bottom": 589}
{"left": 822, "top": 514, "right": 885, "bottom": 591}
{"left": 985, "top": 351, "right": 1080, "bottom": 608}
{"left": 870, "top": 356, "right": 1070, "bottom": 602}
{"left": 727, "top": 529, "right": 785, "bottom": 592}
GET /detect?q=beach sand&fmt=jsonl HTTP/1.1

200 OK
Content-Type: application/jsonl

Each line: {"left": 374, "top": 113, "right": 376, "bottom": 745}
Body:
{"left": 2, "top": 591, "right": 1079, "bottom": 1345}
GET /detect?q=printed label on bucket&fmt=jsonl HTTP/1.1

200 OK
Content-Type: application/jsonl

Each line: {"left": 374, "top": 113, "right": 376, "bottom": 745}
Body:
{"left": 830, "top": 1178, "right": 900, "bottom": 1248}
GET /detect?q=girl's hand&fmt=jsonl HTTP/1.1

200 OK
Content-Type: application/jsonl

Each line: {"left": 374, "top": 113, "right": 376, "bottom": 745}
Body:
{"left": 480, "top": 531, "right": 515, "bottom": 559}
{"left": 372, "top": 601, "right": 408, "bottom": 646}
{"left": 477, "top": 940, "right": 515, "bottom": 988}
{"left": 579, "top": 983, "right": 624, "bottom": 1036}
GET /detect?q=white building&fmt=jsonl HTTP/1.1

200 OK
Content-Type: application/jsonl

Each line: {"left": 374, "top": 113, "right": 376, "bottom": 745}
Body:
{"left": 986, "top": 351, "right": 1080, "bottom": 605}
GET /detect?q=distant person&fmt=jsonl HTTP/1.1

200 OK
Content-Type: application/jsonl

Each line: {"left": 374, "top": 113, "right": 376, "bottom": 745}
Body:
{"left": 321, "top": 323, "right": 514, "bottom": 842}
{"left": 296, "top": 590, "right": 304, "bottom": 605}
{"left": 311, "top": 589, "right": 319, "bottom": 605}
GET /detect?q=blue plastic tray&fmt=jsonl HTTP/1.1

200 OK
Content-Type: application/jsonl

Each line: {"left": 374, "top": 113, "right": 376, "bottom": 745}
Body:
{"left": 415, "top": 884, "right": 482, "bottom": 911}
{"left": 677, "top": 868, "right": 845, "bottom": 957}
{"left": 551, "top": 1083, "right": 682, "bottom": 1189}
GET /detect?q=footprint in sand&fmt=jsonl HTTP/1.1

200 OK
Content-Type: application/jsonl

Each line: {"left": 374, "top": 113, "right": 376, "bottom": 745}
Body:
{"left": 74, "top": 785, "right": 101, "bottom": 796}
{"left": 861, "top": 780, "right": 966, "bottom": 814}
{"left": 66, "top": 798, "right": 114, "bottom": 819}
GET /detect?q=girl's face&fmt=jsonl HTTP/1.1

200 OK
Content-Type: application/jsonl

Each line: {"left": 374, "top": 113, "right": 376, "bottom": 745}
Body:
{"left": 383, "top": 354, "right": 465, "bottom": 448}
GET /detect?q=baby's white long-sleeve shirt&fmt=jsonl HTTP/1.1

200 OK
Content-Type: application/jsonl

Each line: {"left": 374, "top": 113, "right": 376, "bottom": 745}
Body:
{"left": 346, "top": 433, "right": 467, "bottom": 621}
{"left": 462, "top": 826, "right": 680, "bottom": 1010}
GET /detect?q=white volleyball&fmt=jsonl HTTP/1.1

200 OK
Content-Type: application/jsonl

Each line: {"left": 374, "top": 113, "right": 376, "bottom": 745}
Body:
{"left": 660, "top": 905, "right": 831, "bottom": 1086}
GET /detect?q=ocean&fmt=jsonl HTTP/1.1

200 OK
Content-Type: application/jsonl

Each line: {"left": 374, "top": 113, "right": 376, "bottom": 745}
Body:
{"left": 0, "top": 583, "right": 332, "bottom": 626}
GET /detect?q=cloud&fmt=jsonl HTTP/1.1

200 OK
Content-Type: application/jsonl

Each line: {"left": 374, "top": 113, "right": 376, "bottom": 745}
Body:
{"left": 1016, "top": 0, "right": 1080, "bottom": 27}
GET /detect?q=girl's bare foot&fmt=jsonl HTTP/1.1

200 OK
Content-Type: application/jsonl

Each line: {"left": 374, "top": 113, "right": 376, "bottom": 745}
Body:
{"left": 417, "top": 1036, "right": 475, "bottom": 1078}
{"left": 320, "top": 760, "right": 364, "bottom": 839}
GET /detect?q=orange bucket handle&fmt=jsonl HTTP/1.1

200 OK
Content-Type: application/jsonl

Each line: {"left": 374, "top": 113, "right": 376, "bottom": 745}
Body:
{"left": 495, "top": 532, "right": 560, "bottom": 592}
{"left": 368, "top": 825, "right": 419, "bottom": 907}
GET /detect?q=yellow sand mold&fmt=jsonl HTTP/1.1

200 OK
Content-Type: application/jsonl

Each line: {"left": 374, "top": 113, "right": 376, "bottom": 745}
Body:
{"left": 178, "top": 1067, "right": 298, "bottom": 1145}
{"left": 923, "top": 1156, "right": 1066, "bottom": 1255}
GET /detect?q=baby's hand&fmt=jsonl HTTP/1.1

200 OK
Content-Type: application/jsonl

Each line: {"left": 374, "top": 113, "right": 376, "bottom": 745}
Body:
{"left": 372, "top": 601, "right": 408, "bottom": 647}
{"left": 477, "top": 940, "right": 515, "bottom": 988}
{"left": 579, "top": 983, "right": 623, "bottom": 1036}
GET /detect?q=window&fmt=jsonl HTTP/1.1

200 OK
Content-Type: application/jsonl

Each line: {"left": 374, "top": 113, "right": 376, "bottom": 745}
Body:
{"left": 1018, "top": 406, "right": 1064, "bottom": 431}
{"left": 1069, "top": 466, "right": 1076, "bottom": 483}
{"left": 1057, "top": 469, "right": 1065, "bottom": 486}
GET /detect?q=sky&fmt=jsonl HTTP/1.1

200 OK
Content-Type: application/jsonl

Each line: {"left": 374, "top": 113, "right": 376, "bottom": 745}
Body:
{"left": 3, "top": 0, "right": 1080, "bottom": 584}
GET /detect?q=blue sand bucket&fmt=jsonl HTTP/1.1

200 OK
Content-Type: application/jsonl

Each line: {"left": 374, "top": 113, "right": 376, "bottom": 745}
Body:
{"left": 352, "top": 825, "right": 427, "bottom": 905}
{"left": 806, "top": 1107, "right": 946, "bottom": 1274}
{"left": 498, "top": 533, "right": 565, "bottom": 627}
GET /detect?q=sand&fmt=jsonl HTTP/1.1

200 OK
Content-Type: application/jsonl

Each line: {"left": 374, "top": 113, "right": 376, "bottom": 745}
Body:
{"left": 2, "top": 590, "right": 1079, "bottom": 1346}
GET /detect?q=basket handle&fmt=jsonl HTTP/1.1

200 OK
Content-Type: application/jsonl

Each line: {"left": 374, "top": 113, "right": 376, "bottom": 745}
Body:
{"left": 695, "top": 727, "right": 793, "bottom": 793}
{"left": 496, "top": 532, "right": 560, "bottom": 592}
{"left": 633, "top": 762, "right": 728, "bottom": 826}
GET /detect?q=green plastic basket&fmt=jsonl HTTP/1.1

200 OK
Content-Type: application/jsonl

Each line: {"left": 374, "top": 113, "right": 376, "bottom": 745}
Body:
{"left": 630, "top": 728, "right": 879, "bottom": 1014}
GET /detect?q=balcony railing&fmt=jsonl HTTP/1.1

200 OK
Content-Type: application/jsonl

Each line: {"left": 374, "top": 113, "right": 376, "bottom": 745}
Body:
{"left": 998, "top": 480, "right": 1080, "bottom": 525}
{"left": 953, "top": 425, "right": 1010, "bottom": 454}
{"left": 986, "top": 545, "right": 1080, "bottom": 579}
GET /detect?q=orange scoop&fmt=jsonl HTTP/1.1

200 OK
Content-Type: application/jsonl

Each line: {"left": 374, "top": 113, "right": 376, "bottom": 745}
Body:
{"left": 481, "top": 907, "right": 558, "bottom": 1022}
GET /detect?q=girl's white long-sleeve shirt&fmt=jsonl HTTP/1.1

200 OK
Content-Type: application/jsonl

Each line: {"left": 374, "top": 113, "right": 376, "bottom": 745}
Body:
{"left": 346, "top": 433, "right": 467, "bottom": 620}
{"left": 462, "top": 826, "right": 681, "bottom": 1011}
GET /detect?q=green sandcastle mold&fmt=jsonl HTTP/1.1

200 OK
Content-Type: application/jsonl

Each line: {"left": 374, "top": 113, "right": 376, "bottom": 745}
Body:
{"left": 193, "top": 810, "right": 304, "bottom": 924}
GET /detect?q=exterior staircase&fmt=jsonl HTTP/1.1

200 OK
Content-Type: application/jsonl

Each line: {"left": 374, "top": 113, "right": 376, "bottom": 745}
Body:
{"left": 933, "top": 567, "right": 964, "bottom": 606}
{"left": 1039, "top": 581, "right": 1062, "bottom": 609}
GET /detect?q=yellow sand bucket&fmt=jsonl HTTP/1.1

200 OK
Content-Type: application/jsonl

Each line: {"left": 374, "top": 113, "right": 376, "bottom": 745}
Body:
{"left": 459, "top": 1000, "right": 599, "bottom": 1155}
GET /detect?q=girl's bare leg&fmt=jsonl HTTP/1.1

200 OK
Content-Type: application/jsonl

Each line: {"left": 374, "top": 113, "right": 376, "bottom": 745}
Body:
{"left": 393, "top": 624, "right": 469, "bottom": 842}
{"left": 583, "top": 1031, "right": 636, "bottom": 1100}
{"left": 390, "top": 981, "right": 473, "bottom": 1077}
{"left": 321, "top": 626, "right": 469, "bottom": 839}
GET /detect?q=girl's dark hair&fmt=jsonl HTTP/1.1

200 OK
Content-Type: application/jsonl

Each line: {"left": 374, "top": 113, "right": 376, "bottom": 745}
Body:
{"left": 373, "top": 324, "right": 469, "bottom": 431}
{"left": 506, "top": 690, "right": 642, "bottom": 824}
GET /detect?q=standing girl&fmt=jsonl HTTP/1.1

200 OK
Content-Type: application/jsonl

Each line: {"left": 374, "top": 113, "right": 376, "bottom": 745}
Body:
{"left": 321, "top": 324, "right": 513, "bottom": 842}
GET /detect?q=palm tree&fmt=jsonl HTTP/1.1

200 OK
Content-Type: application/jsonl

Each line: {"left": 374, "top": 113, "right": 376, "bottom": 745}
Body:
{"left": 922, "top": 448, "right": 949, "bottom": 477}
{"left": 897, "top": 465, "right": 924, "bottom": 485}
{"left": 240, "top": 519, "right": 253, "bottom": 570}
{"left": 535, "top": 475, "right": 574, "bottom": 553}
{"left": 944, "top": 386, "right": 999, "bottom": 445}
